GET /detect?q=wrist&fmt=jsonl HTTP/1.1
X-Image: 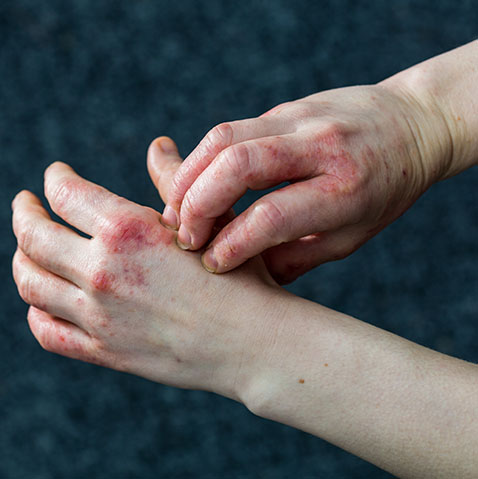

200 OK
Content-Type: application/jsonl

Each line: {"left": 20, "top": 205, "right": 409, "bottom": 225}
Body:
{"left": 225, "top": 282, "right": 293, "bottom": 407}
{"left": 203, "top": 261, "right": 292, "bottom": 405}
{"left": 379, "top": 41, "right": 478, "bottom": 181}
{"left": 378, "top": 66, "right": 455, "bottom": 186}
{"left": 236, "top": 291, "right": 330, "bottom": 421}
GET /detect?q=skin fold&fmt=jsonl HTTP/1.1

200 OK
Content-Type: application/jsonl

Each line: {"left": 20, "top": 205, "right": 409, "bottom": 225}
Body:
{"left": 11, "top": 41, "right": 478, "bottom": 477}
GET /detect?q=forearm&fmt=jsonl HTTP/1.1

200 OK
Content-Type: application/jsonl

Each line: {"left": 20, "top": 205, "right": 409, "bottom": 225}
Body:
{"left": 239, "top": 290, "right": 478, "bottom": 478}
{"left": 380, "top": 40, "right": 478, "bottom": 181}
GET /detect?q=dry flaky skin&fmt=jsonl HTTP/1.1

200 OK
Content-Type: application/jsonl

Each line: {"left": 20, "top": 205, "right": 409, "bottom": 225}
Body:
{"left": 11, "top": 41, "right": 478, "bottom": 478}
{"left": 160, "top": 41, "right": 477, "bottom": 285}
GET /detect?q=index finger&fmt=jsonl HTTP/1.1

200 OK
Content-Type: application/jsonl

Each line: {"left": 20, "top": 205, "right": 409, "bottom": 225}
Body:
{"left": 162, "top": 115, "right": 293, "bottom": 229}
{"left": 44, "top": 162, "right": 122, "bottom": 237}
{"left": 176, "top": 132, "right": 320, "bottom": 250}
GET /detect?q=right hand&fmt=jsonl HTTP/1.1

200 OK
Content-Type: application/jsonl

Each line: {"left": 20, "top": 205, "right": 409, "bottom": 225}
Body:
{"left": 157, "top": 84, "right": 451, "bottom": 284}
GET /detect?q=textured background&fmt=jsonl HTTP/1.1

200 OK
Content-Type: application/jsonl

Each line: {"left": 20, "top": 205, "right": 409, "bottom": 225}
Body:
{"left": 1, "top": 1, "right": 477, "bottom": 478}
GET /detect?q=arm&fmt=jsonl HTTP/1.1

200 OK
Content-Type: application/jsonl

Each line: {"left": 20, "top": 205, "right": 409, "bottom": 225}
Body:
{"left": 148, "top": 138, "right": 478, "bottom": 476}
{"left": 242, "top": 293, "right": 478, "bottom": 478}
{"left": 156, "top": 41, "right": 478, "bottom": 284}
{"left": 12, "top": 158, "right": 478, "bottom": 478}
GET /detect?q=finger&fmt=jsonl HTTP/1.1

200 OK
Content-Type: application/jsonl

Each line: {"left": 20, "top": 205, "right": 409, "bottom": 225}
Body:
{"left": 162, "top": 115, "right": 294, "bottom": 229}
{"left": 201, "top": 175, "right": 366, "bottom": 273}
{"left": 27, "top": 306, "right": 96, "bottom": 364}
{"left": 262, "top": 227, "right": 367, "bottom": 285}
{"left": 147, "top": 137, "right": 182, "bottom": 206}
{"left": 176, "top": 132, "right": 321, "bottom": 250}
{"left": 44, "top": 161, "right": 121, "bottom": 236}
{"left": 13, "top": 248, "right": 87, "bottom": 327}
{"left": 12, "top": 190, "right": 90, "bottom": 284}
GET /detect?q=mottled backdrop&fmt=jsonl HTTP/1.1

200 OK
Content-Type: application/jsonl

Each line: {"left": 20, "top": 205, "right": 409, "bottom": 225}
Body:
{"left": 1, "top": 1, "right": 477, "bottom": 478}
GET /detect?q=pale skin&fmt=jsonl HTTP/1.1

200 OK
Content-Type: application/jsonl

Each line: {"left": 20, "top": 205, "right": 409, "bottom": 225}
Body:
{"left": 160, "top": 41, "right": 478, "bottom": 284}
{"left": 11, "top": 41, "right": 478, "bottom": 477}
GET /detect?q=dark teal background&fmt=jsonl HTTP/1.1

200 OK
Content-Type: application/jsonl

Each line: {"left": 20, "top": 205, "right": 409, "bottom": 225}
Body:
{"left": 1, "top": 1, "right": 477, "bottom": 477}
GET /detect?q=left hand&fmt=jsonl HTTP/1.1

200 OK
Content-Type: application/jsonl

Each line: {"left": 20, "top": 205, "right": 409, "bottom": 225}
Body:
{"left": 11, "top": 160, "right": 278, "bottom": 400}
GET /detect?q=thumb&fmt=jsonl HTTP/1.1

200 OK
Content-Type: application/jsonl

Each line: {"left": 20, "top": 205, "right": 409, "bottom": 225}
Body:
{"left": 147, "top": 137, "right": 183, "bottom": 204}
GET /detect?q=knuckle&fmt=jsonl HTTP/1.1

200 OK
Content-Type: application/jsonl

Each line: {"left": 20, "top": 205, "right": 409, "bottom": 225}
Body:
{"left": 321, "top": 121, "right": 347, "bottom": 141}
{"left": 97, "top": 213, "right": 160, "bottom": 255}
{"left": 181, "top": 192, "right": 203, "bottom": 221}
{"left": 253, "top": 199, "right": 287, "bottom": 242}
{"left": 220, "top": 143, "right": 251, "bottom": 178}
{"left": 17, "top": 219, "right": 36, "bottom": 257}
{"left": 38, "top": 332, "right": 53, "bottom": 352}
{"left": 285, "top": 101, "right": 315, "bottom": 120}
{"left": 313, "top": 121, "right": 349, "bottom": 156}
{"left": 262, "top": 101, "right": 291, "bottom": 117}
{"left": 89, "top": 269, "right": 116, "bottom": 293}
{"left": 18, "top": 274, "right": 34, "bottom": 304}
{"left": 169, "top": 170, "right": 185, "bottom": 202}
{"left": 47, "top": 177, "right": 75, "bottom": 213}
{"left": 32, "top": 320, "right": 54, "bottom": 352}
{"left": 207, "top": 122, "right": 234, "bottom": 150}
{"left": 220, "top": 229, "right": 242, "bottom": 262}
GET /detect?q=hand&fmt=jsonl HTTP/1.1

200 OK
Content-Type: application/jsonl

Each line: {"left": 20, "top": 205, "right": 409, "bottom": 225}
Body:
{"left": 158, "top": 84, "right": 451, "bottom": 283}
{"left": 11, "top": 162, "right": 278, "bottom": 401}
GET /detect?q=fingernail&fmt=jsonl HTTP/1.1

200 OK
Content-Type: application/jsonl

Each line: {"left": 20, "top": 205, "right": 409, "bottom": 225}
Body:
{"left": 201, "top": 248, "right": 218, "bottom": 273}
{"left": 161, "top": 205, "right": 179, "bottom": 230}
{"left": 158, "top": 137, "right": 177, "bottom": 154}
{"left": 176, "top": 224, "right": 192, "bottom": 250}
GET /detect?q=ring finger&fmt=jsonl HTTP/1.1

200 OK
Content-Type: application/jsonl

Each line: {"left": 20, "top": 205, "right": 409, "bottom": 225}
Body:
{"left": 12, "top": 248, "right": 88, "bottom": 329}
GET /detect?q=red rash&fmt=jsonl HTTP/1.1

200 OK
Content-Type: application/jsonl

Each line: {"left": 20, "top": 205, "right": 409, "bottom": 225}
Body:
{"left": 92, "top": 270, "right": 116, "bottom": 292}
{"left": 121, "top": 259, "right": 146, "bottom": 287}
{"left": 100, "top": 216, "right": 170, "bottom": 254}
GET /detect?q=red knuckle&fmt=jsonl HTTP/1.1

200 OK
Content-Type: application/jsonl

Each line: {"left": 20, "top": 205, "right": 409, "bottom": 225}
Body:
{"left": 313, "top": 122, "right": 349, "bottom": 156}
{"left": 99, "top": 214, "right": 162, "bottom": 255}
{"left": 322, "top": 121, "right": 346, "bottom": 140}
{"left": 220, "top": 229, "right": 241, "bottom": 261}
{"left": 90, "top": 269, "right": 116, "bottom": 293}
